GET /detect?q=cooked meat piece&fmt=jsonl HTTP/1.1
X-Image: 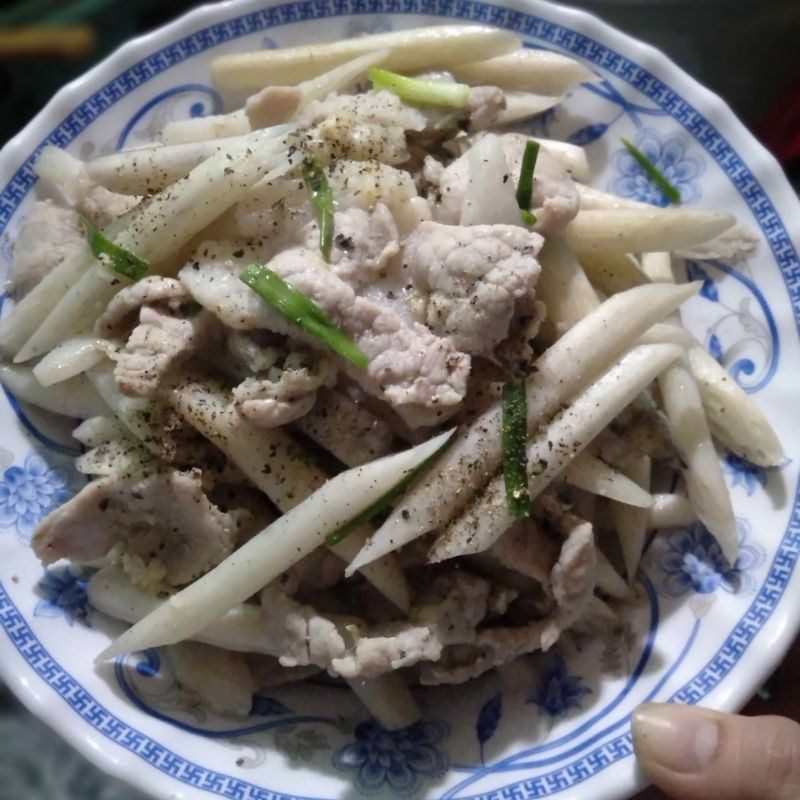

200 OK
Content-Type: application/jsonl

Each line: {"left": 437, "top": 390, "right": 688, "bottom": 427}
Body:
{"left": 167, "top": 642, "right": 258, "bottom": 717}
{"left": 486, "top": 518, "right": 559, "bottom": 590}
{"left": 10, "top": 200, "right": 84, "bottom": 296}
{"left": 291, "top": 91, "right": 427, "bottom": 165}
{"left": 95, "top": 276, "right": 187, "bottom": 337}
{"left": 427, "top": 133, "right": 580, "bottom": 233}
{"left": 80, "top": 185, "right": 140, "bottom": 228}
{"left": 420, "top": 522, "right": 596, "bottom": 684}
{"left": 115, "top": 306, "right": 214, "bottom": 397}
{"left": 245, "top": 85, "right": 302, "bottom": 128}
{"left": 31, "top": 469, "right": 237, "bottom": 587}
{"left": 304, "top": 204, "right": 400, "bottom": 286}
{"left": 232, "top": 350, "right": 336, "bottom": 428}
{"left": 406, "top": 221, "right": 542, "bottom": 355}
{"left": 180, "top": 244, "right": 470, "bottom": 428}
{"left": 467, "top": 85, "right": 506, "bottom": 131}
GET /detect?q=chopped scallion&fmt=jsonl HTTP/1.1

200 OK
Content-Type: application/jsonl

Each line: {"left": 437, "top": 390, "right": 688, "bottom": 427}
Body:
{"left": 368, "top": 67, "right": 470, "bottom": 109}
{"left": 301, "top": 156, "right": 334, "bottom": 261}
{"left": 621, "top": 138, "right": 681, "bottom": 205}
{"left": 80, "top": 214, "right": 149, "bottom": 281}
{"left": 502, "top": 381, "right": 531, "bottom": 518}
{"left": 240, "top": 263, "right": 368, "bottom": 369}
{"left": 516, "top": 139, "right": 540, "bottom": 226}
{"left": 326, "top": 442, "right": 449, "bottom": 545}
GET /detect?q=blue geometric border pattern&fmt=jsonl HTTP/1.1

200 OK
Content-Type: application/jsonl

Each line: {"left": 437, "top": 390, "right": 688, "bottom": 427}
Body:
{"left": 0, "top": 1, "right": 798, "bottom": 799}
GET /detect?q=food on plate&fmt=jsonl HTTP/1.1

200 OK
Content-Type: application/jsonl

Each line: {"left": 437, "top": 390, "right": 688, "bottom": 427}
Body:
{"left": 0, "top": 24, "right": 783, "bottom": 731}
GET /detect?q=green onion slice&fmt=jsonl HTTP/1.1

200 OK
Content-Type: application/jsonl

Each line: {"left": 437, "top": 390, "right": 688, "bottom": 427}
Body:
{"left": 621, "top": 138, "right": 681, "bottom": 205}
{"left": 515, "top": 139, "right": 540, "bottom": 226}
{"left": 502, "top": 381, "right": 531, "bottom": 518}
{"left": 326, "top": 441, "right": 449, "bottom": 546}
{"left": 240, "top": 263, "right": 368, "bottom": 369}
{"left": 80, "top": 214, "right": 149, "bottom": 281}
{"left": 368, "top": 67, "right": 470, "bottom": 109}
{"left": 301, "top": 156, "right": 334, "bottom": 261}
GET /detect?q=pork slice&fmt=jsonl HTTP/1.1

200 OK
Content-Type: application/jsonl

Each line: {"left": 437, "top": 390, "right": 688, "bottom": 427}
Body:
{"left": 167, "top": 642, "right": 258, "bottom": 717}
{"left": 487, "top": 519, "right": 559, "bottom": 589}
{"left": 232, "top": 350, "right": 337, "bottom": 428}
{"left": 10, "top": 200, "right": 85, "bottom": 296}
{"left": 31, "top": 469, "right": 237, "bottom": 587}
{"left": 420, "top": 523, "right": 596, "bottom": 685}
{"left": 115, "top": 306, "right": 214, "bottom": 397}
{"left": 304, "top": 204, "right": 400, "bottom": 286}
{"left": 96, "top": 276, "right": 187, "bottom": 337}
{"left": 80, "top": 185, "right": 140, "bottom": 228}
{"left": 407, "top": 221, "right": 542, "bottom": 355}
{"left": 180, "top": 245, "right": 471, "bottom": 428}
{"left": 428, "top": 133, "right": 580, "bottom": 233}
{"left": 467, "top": 86, "right": 506, "bottom": 131}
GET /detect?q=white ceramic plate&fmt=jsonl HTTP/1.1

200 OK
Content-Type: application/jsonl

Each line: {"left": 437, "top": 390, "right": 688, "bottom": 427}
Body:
{"left": 1, "top": 2, "right": 799, "bottom": 798}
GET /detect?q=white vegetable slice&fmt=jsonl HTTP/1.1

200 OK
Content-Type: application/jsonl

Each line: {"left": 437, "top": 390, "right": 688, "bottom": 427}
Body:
{"left": 687, "top": 345, "right": 784, "bottom": 467}
{"left": 640, "top": 251, "right": 674, "bottom": 283}
{"left": 565, "top": 208, "right": 735, "bottom": 254}
{"left": 579, "top": 251, "right": 649, "bottom": 296}
{"left": 563, "top": 452, "right": 653, "bottom": 508}
{"left": 348, "top": 674, "right": 421, "bottom": 732}
{"left": 32, "top": 336, "right": 117, "bottom": 386}
{"left": 0, "top": 364, "right": 108, "bottom": 419}
{"left": 450, "top": 49, "right": 595, "bottom": 95}
{"left": 536, "top": 138, "right": 591, "bottom": 182}
{"left": 609, "top": 454, "right": 652, "bottom": 583}
{"left": 648, "top": 493, "right": 696, "bottom": 529}
{"left": 429, "top": 343, "right": 682, "bottom": 561}
{"left": 492, "top": 92, "right": 563, "bottom": 127}
{"left": 172, "top": 379, "right": 411, "bottom": 612}
{"left": 658, "top": 358, "right": 738, "bottom": 563}
{"left": 345, "top": 282, "right": 698, "bottom": 576}
{"left": 536, "top": 236, "right": 600, "bottom": 343}
{"left": 97, "top": 429, "right": 453, "bottom": 660}
{"left": 460, "top": 133, "right": 521, "bottom": 226}
{"left": 211, "top": 25, "right": 520, "bottom": 100}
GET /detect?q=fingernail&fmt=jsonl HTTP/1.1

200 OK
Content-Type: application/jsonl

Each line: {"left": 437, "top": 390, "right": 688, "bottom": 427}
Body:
{"left": 632, "top": 703, "right": 719, "bottom": 774}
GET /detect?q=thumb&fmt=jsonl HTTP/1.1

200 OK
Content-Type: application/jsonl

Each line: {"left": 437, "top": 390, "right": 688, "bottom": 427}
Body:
{"left": 633, "top": 703, "right": 800, "bottom": 800}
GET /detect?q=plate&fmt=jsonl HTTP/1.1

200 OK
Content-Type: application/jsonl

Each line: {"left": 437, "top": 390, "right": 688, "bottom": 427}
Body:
{"left": 1, "top": 1, "right": 799, "bottom": 799}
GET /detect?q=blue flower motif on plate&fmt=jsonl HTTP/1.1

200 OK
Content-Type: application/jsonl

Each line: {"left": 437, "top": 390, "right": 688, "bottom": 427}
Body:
{"left": 528, "top": 654, "right": 591, "bottom": 718}
{"left": 34, "top": 566, "right": 91, "bottom": 626}
{"left": 610, "top": 128, "right": 705, "bottom": 206}
{"left": 723, "top": 454, "right": 768, "bottom": 495}
{"left": 652, "top": 519, "right": 765, "bottom": 597}
{"left": 332, "top": 719, "right": 448, "bottom": 795}
{"left": 0, "top": 454, "right": 72, "bottom": 541}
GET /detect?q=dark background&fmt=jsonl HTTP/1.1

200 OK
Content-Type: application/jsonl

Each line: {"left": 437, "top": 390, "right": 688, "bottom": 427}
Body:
{"left": 1, "top": 1, "right": 799, "bottom": 799}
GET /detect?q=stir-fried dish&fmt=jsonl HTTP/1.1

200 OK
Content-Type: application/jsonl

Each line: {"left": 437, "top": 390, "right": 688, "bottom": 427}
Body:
{"left": 0, "top": 25, "right": 782, "bottom": 729}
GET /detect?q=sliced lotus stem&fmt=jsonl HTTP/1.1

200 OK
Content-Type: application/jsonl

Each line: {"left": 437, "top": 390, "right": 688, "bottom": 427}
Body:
{"left": 562, "top": 451, "right": 653, "bottom": 508}
{"left": 565, "top": 209, "right": 735, "bottom": 254}
{"left": 610, "top": 454, "right": 652, "bottom": 583}
{"left": 648, "top": 493, "right": 696, "bottom": 529}
{"left": 347, "top": 673, "right": 421, "bottom": 731}
{"left": 345, "top": 283, "right": 698, "bottom": 576}
{"left": 295, "top": 388, "right": 394, "bottom": 467}
{"left": 16, "top": 135, "right": 293, "bottom": 363}
{"left": 212, "top": 25, "right": 520, "bottom": 100}
{"left": 536, "top": 236, "right": 600, "bottom": 343}
{"left": 676, "top": 224, "right": 760, "bottom": 263}
{"left": 429, "top": 343, "right": 683, "bottom": 561}
{"left": 579, "top": 251, "right": 650, "bottom": 296}
{"left": 296, "top": 48, "right": 392, "bottom": 107}
{"left": 98, "top": 430, "right": 452, "bottom": 660}
{"left": 640, "top": 251, "right": 674, "bottom": 283}
{"left": 0, "top": 364, "right": 108, "bottom": 419}
{"left": 687, "top": 345, "right": 784, "bottom": 467}
{"left": 575, "top": 184, "right": 648, "bottom": 211}
{"left": 536, "top": 138, "right": 591, "bottom": 182}
{"left": 450, "top": 49, "right": 595, "bottom": 95}
{"left": 658, "top": 358, "right": 738, "bottom": 563}
{"left": 32, "top": 336, "right": 116, "bottom": 386}
{"left": 88, "top": 566, "right": 277, "bottom": 655}
{"left": 172, "top": 379, "right": 410, "bottom": 611}
{"left": 160, "top": 112, "right": 251, "bottom": 146}
{"left": 491, "top": 92, "right": 562, "bottom": 127}
{"left": 639, "top": 322, "right": 696, "bottom": 348}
